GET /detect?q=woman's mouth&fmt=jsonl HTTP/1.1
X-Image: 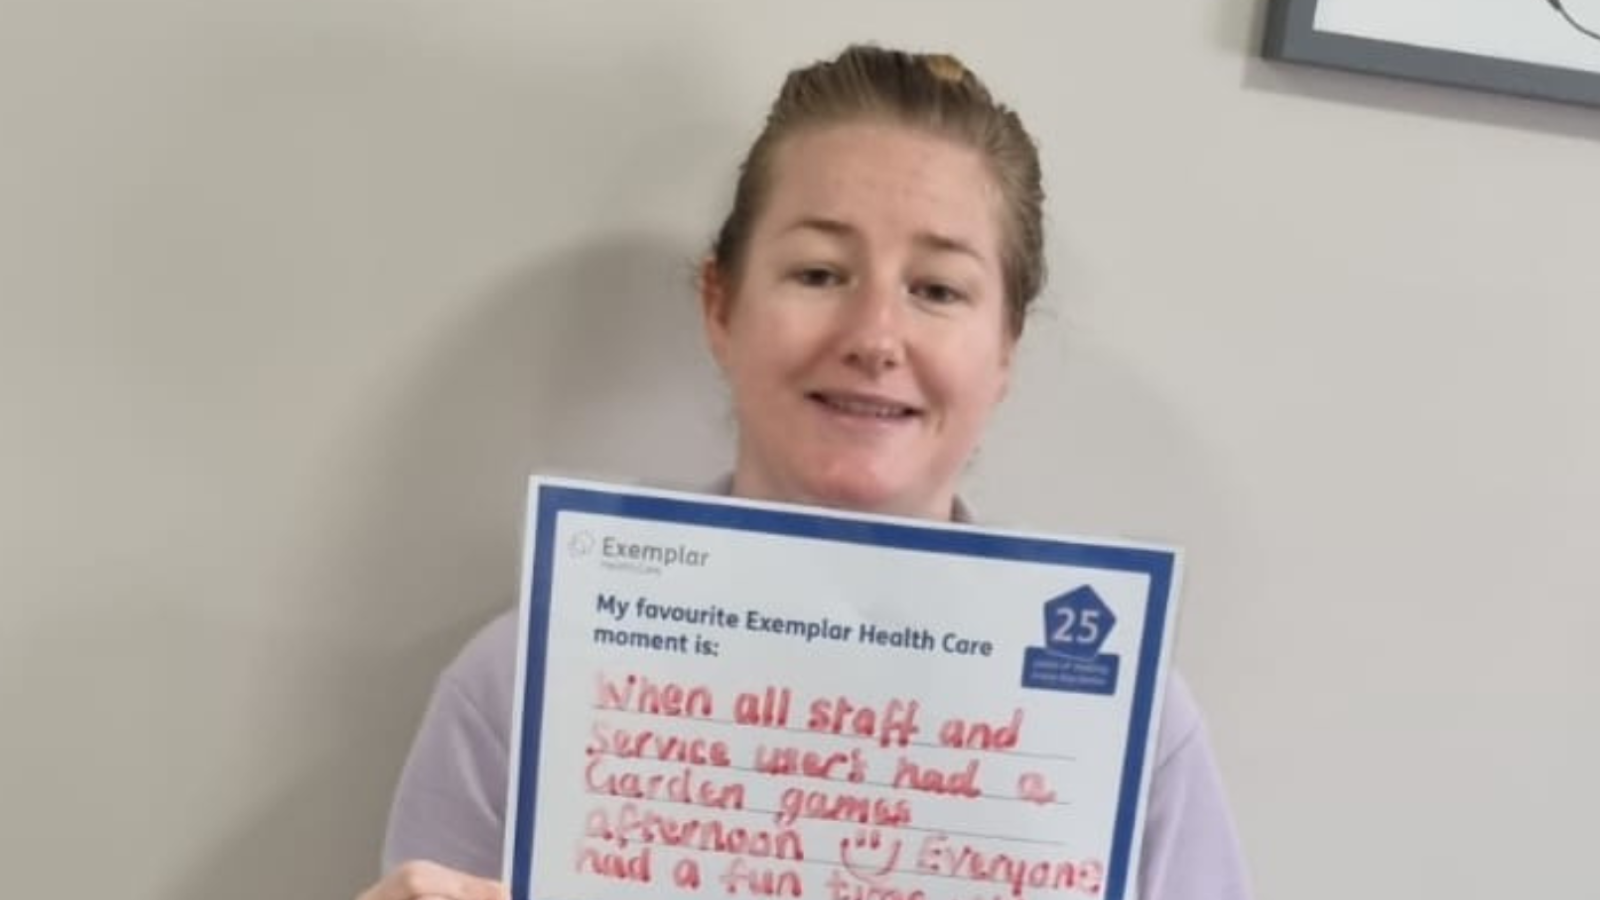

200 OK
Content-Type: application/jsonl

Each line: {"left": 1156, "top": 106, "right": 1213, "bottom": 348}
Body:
{"left": 807, "top": 391, "right": 921, "bottom": 419}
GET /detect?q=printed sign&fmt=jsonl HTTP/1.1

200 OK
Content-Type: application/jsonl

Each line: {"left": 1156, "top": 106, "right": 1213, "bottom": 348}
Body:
{"left": 506, "top": 478, "right": 1182, "bottom": 900}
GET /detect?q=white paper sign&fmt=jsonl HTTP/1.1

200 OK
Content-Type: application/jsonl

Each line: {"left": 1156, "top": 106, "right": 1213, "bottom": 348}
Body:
{"left": 505, "top": 478, "right": 1183, "bottom": 900}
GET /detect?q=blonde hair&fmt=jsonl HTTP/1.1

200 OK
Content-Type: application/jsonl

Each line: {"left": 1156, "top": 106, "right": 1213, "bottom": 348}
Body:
{"left": 711, "top": 44, "right": 1046, "bottom": 336}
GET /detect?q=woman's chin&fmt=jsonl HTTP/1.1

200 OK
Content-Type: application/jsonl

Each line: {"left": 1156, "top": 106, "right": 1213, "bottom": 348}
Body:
{"left": 796, "top": 473, "right": 937, "bottom": 520}
{"left": 732, "top": 456, "right": 950, "bottom": 520}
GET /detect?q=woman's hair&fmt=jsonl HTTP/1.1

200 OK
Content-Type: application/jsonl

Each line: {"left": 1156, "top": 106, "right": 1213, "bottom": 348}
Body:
{"left": 711, "top": 44, "right": 1046, "bottom": 337}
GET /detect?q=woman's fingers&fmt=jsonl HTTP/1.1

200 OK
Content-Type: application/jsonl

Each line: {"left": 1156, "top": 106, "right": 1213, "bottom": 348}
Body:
{"left": 358, "top": 860, "right": 510, "bottom": 900}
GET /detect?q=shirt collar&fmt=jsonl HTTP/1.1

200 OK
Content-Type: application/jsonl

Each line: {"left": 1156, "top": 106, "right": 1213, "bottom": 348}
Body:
{"left": 710, "top": 474, "right": 974, "bottom": 524}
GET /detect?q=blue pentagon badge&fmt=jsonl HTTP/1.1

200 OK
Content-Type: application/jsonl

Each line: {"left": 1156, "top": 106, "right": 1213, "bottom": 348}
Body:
{"left": 1021, "top": 585, "right": 1121, "bottom": 695}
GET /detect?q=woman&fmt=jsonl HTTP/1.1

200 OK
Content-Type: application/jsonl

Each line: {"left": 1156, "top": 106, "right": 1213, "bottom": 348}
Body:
{"left": 361, "top": 45, "right": 1251, "bottom": 900}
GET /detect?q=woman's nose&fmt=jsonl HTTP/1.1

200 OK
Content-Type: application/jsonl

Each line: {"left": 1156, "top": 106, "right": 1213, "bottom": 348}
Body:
{"left": 839, "top": 277, "right": 906, "bottom": 374}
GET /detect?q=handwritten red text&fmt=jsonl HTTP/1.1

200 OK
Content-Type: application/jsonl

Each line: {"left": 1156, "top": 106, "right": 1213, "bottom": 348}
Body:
{"left": 775, "top": 785, "right": 912, "bottom": 828}
{"left": 892, "top": 757, "right": 982, "bottom": 798}
{"left": 806, "top": 697, "right": 921, "bottom": 748}
{"left": 587, "top": 803, "right": 805, "bottom": 860}
{"left": 585, "top": 759, "right": 745, "bottom": 809}
{"left": 589, "top": 721, "right": 732, "bottom": 767}
{"left": 916, "top": 834, "right": 1104, "bottom": 897}
{"left": 936, "top": 709, "right": 1023, "bottom": 750}
{"left": 754, "top": 745, "right": 867, "bottom": 783}
{"left": 597, "top": 672, "right": 714, "bottom": 718}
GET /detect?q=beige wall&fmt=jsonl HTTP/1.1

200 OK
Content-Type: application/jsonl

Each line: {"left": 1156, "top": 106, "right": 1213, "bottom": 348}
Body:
{"left": 2, "top": 2, "right": 1596, "bottom": 897}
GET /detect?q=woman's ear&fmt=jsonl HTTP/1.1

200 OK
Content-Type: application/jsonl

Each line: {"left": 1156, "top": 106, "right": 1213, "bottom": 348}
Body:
{"left": 699, "top": 256, "right": 734, "bottom": 371}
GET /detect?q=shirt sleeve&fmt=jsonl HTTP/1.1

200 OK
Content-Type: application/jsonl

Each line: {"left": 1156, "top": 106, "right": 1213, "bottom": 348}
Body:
{"left": 1138, "top": 674, "right": 1254, "bottom": 900}
{"left": 381, "top": 611, "right": 519, "bottom": 880}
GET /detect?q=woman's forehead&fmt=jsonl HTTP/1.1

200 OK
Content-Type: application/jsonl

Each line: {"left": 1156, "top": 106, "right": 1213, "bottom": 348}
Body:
{"left": 756, "top": 123, "right": 1004, "bottom": 248}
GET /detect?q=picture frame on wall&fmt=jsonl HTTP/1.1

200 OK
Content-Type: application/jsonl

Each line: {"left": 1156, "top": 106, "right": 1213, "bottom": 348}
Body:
{"left": 1263, "top": 0, "right": 1600, "bottom": 109}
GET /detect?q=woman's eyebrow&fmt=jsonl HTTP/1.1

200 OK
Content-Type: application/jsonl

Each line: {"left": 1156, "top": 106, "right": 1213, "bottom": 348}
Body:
{"left": 778, "top": 217, "right": 985, "bottom": 263}
{"left": 778, "top": 216, "right": 856, "bottom": 240}
{"left": 912, "top": 230, "right": 986, "bottom": 264}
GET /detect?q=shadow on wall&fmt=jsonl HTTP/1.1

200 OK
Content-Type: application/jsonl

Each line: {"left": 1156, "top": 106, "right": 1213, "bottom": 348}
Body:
{"left": 977, "top": 319, "right": 1259, "bottom": 650}
{"left": 164, "top": 233, "right": 724, "bottom": 900}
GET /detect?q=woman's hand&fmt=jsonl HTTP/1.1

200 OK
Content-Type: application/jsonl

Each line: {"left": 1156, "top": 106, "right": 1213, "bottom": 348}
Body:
{"left": 358, "top": 860, "right": 509, "bottom": 900}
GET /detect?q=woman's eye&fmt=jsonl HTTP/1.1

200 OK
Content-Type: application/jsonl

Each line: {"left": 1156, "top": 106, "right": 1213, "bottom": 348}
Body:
{"left": 793, "top": 267, "right": 842, "bottom": 288}
{"left": 913, "top": 281, "right": 966, "bottom": 304}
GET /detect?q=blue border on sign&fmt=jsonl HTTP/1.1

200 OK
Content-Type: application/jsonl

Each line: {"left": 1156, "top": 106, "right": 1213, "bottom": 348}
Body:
{"left": 509, "top": 483, "right": 1176, "bottom": 900}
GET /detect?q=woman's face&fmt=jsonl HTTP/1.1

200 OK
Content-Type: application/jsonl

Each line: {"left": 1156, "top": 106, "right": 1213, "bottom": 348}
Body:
{"left": 703, "top": 122, "right": 1015, "bottom": 520}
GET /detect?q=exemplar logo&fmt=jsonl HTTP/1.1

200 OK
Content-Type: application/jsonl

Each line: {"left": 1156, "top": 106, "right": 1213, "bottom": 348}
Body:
{"left": 602, "top": 536, "right": 710, "bottom": 568}
{"left": 577, "top": 534, "right": 711, "bottom": 575}
{"left": 1020, "top": 585, "right": 1120, "bottom": 696}
{"left": 568, "top": 532, "right": 596, "bottom": 557}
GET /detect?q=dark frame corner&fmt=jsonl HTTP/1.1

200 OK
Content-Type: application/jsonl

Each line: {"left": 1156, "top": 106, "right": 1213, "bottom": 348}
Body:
{"left": 1261, "top": 0, "right": 1600, "bottom": 110}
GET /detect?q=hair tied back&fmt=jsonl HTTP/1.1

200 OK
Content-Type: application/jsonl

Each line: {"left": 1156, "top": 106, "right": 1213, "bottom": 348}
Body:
{"left": 921, "top": 53, "right": 969, "bottom": 84}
